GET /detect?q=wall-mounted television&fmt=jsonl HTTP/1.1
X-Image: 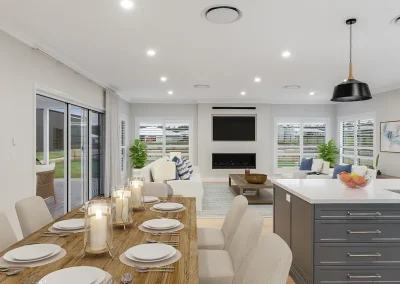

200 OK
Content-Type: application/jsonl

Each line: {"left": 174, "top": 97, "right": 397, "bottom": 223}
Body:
{"left": 212, "top": 116, "right": 256, "bottom": 141}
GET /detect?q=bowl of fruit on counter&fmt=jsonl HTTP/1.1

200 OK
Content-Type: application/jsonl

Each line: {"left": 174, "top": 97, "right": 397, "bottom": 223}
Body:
{"left": 338, "top": 172, "right": 371, "bottom": 189}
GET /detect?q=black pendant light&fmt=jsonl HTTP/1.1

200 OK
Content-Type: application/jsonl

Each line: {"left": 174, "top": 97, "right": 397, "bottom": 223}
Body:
{"left": 331, "top": 19, "right": 372, "bottom": 102}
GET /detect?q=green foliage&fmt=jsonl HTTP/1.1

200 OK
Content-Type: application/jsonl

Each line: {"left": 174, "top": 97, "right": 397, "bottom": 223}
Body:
{"left": 129, "top": 139, "right": 148, "bottom": 169}
{"left": 317, "top": 140, "right": 339, "bottom": 167}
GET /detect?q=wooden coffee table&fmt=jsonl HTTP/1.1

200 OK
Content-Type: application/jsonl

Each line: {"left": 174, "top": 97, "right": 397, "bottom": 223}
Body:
{"left": 229, "top": 174, "right": 274, "bottom": 204}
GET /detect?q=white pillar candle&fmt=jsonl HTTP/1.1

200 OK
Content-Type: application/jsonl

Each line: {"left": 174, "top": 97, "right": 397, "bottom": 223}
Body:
{"left": 130, "top": 180, "right": 143, "bottom": 208}
{"left": 114, "top": 190, "right": 130, "bottom": 223}
{"left": 90, "top": 209, "right": 107, "bottom": 251}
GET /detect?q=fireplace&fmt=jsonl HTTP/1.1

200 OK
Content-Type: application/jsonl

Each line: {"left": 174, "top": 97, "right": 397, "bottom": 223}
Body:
{"left": 212, "top": 153, "right": 256, "bottom": 169}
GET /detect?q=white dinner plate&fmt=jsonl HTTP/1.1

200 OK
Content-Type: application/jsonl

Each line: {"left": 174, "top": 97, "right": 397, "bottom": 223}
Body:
{"left": 39, "top": 266, "right": 105, "bottom": 284}
{"left": 153, "top": 203, "right": 184, "bottom": 211}
{"left": 127, "top": 244, "right": 175, "bottom": 261}
{"left": 126, "top": 249, "right": 177, "bottom": 263}
{"left": 53, "top": 219, "right": 85, "bottom": 230}
{"left": 7, "top": 244, "right": 60, "bottom": 262}
{"left": 143, "top": 219, "right": 181, "bottom": 230}
{"left": 144, "top": 196, "right": 159, "bottom": 203}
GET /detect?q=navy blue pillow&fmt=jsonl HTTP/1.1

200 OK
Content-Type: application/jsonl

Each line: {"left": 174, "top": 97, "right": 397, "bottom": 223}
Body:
{"left": 299, "top": 158, "right": 313, "bottom": 170}
{"left": 171, "top": 156, "right": 180, "bottom": 180}
{"left": 332, "top": 164, "right": 352, "bottom": 179}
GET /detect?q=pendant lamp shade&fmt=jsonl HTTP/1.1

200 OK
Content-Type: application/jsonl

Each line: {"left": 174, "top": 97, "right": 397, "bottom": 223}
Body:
{"left": 331, "top": 19, "right": 372, "bottom": 102}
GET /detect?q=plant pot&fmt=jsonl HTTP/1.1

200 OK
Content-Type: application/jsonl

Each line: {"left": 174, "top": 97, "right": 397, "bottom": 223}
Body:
{"left": 132, "top": 168, "right": 142, "bottom": 177}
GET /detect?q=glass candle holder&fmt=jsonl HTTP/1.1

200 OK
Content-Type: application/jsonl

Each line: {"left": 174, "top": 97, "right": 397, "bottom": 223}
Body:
{"left": 83, "top": 200, "right": 113, "bottom": 257}
{"left": 129, "top": 176, "right": 145, "bottom": 211}
{"left": 111, "top": 185, "right": 133, "bottom": 228}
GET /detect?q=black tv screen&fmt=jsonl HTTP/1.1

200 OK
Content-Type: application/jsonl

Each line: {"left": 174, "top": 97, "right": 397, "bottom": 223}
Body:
{"left": 213, "top": 116, "right": 256, "bottom": 141}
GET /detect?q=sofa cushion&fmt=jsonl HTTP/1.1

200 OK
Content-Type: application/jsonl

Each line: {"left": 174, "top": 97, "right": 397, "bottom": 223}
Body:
{"left": 352, "top": 165, "right": 368, "bottom": 177}
{"left": 332, "top": 164, "right": 352, "bottom": 179}
{"left": 198, "top": 250, "right": 234, "bottom": 284}
{"left": 198, "top": 228, "right": 225, "bottom": 250}
{"left": 299, "top": 158, "right": 313, "bottom": 171}
{"left": 182, "top": 157, "right": 194, "bottom": 175}
{"left": 190, "top": 172, "right": 202, "bottom": 182}
{"left": 311, "top": 158, "right": 324, "bottom": 172}
{"left": 172, "top": 157, "right": 190, "bottom": 180}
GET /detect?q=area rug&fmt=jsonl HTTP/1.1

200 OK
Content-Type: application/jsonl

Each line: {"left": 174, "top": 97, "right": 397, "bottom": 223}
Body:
{"left": 198, "top": 183, "right": 273, "bottom": 218}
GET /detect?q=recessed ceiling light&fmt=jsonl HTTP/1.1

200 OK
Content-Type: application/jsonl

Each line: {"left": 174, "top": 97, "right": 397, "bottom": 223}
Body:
{"left": 309, "top": 91, "right": 315, "bottom": 96}
{"left": 120, "top": 0, "right": 134, "bottom": 10}
{"left": 254, "top": 77, "right": 261, "bottom": 83}
{"left": 283, "top": 85, "right": 301, "bottom": 89}
{"left": 281, "top": 50, "right": 291, "bottom": 58}
{"left": 160, "top": 76, "right": 167, "bottom": 82}
{"left": 194, "top": 85, "right": 210, "bottom": 89}
{"left": 240, "top": 91, "right": 246, "bottom": 96}
{"left": 146, "top": 49, "right": 156, "bottom": 57}
{"left": 168, "top": 90, "right": 174, "bottom": 95}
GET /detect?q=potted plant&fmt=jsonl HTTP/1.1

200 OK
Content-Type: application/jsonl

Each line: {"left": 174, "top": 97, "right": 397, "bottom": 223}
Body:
{"left": 317, "top": 140, "right": 339, "bottom": 168}
{"left": 129, "top": 139, "right": 148, "bottom": 173}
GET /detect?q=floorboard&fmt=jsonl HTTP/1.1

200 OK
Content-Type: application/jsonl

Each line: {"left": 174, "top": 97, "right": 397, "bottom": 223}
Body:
{"left": 197, "top": 217, "right": 295, "bottom": 284}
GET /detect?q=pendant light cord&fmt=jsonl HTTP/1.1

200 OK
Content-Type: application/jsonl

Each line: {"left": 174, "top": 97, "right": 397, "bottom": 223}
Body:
{"left": 348, "top": 22, "right": 354, "bottom": 80}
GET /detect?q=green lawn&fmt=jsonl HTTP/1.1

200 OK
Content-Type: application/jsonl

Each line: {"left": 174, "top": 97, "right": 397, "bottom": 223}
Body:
{"left": 36, "top": 151, "right": 64, "bottom": 161}
{"left": 54, "top": 160, "right": 82, "bottom": 179}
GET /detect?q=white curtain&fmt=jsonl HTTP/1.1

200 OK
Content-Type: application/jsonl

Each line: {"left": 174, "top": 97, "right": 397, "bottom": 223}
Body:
{"left": 104, "top": 89, "right": 121, "bottom": 197}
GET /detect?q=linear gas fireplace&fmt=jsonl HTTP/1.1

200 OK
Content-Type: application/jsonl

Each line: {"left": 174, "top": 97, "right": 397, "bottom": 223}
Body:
{"left": 212, "top": 153, "right": 256, "bottom": 169}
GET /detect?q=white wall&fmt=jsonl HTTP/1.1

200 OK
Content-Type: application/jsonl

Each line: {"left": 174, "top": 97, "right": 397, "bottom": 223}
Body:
{"left": 0, "top": 30, "right": 105, "bottom": 238}
{"left": 197, "top": 104, "right": 337, "bottom": 180}
{"left": 130, "top": 104, "right": 198, "bottom": 165}
{"left": 336, "top": 89, "right": 400, "bottom": 176}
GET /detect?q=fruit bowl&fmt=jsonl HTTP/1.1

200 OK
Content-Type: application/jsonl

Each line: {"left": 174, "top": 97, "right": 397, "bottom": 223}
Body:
{"left": 338, "top": 172, "right": 372, "bottom": 189}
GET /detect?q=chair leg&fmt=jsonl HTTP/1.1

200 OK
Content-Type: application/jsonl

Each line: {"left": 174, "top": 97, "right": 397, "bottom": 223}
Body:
{"left": 53, "top": 194, "right": 57, "bottom": 204}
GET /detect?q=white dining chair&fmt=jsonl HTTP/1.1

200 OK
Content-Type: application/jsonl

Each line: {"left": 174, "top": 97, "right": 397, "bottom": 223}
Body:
{"left": 15, "top": 196, "right": 53, "bottom": 237}
{"left": 144, "top": 182, "right": 168, "bottom": 198}
{"left": 198, "top": 195, "right": 248, "bottom": 250}
{"left": 198, "top": 211, "right": 263, "bottom": 284}
{"left": 0, "top": 212, "right": 18, "bottom": 251}
{"left": 237, "top": 234, "right": 292, "bottom": 284}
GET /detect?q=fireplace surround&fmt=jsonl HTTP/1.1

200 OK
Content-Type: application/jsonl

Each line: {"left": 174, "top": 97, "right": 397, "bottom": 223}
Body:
{"left": 212, "top": 153, "right": 256, "bottom": 169}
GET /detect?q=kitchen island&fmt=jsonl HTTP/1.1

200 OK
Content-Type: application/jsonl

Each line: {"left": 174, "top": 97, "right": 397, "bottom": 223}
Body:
{"left": 272, "top": 179, "right": 400, "bottom": 284}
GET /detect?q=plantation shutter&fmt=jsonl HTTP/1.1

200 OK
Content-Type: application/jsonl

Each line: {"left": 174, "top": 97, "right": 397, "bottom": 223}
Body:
{"left": 276, "top": 123, "right": 301, "bottom": 168}
{"left": 138, "top": 123, "right": 164, "bottom": 163}
{"left": 303, "top": 123, "right": 326, "bottom": 159}
{"left": 165, "top": 122, "right": 190, "bottom": 159}
{"left": 120, "top": 119, "right": 127, "bottom": 173}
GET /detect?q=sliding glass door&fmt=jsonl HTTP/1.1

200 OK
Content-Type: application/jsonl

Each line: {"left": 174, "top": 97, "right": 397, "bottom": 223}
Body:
{"left": 36, "top": 95, "right": 104, "bottom": 218}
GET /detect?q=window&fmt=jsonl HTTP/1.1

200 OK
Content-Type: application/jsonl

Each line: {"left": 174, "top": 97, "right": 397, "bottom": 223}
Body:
{"left": 340, "top": 118, "right": 374, "bottom": 167}
{"left": 120, "top": 118, "right": 127, "bottom": 174}
{"left": 275, "top": 119, "right": 328, "bottom": 173}
{"left": 136, "top": 119, "right": 192, "bottom": 164}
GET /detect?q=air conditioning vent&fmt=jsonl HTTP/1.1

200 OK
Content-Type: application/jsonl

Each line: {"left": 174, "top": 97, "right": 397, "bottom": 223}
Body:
{"left": 203, "top": 6, "right": 242, "bottom": 24}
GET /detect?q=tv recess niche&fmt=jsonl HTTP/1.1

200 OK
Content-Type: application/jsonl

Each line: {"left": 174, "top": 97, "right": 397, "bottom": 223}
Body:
{"left": 212, "top": 115, "right": 256, "bottom": 141}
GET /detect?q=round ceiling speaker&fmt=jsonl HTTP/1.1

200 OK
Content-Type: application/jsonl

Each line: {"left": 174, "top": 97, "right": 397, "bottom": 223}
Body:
{"left": 284, "top": 85, "right": 301, "bottom": 90}
{"left": 391, "top": 15, "right": 400, "bottom": 26}
{"left": 204, "top": 6, "right": 242, "bottom": 24}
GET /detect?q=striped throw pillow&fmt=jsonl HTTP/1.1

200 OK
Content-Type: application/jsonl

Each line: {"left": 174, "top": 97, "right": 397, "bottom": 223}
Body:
{"left": 172, "top": 156, "right": 191, "bottom": 180}
{"left": 182, "top": 158, "right": 193, "bottom": 176}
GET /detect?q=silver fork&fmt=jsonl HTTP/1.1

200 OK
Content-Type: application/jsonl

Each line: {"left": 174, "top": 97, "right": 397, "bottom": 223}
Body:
{"left": 151, "top": 233, "right": 179, "bottom": 236}
{"left": 146, "top": 239, "right": 179, "bottom": 246}
{"left": 0, "top": 269, "right": 22, "bottom": 276}
{"left": 136, "top": 267, "right": 174, "bottom": 273}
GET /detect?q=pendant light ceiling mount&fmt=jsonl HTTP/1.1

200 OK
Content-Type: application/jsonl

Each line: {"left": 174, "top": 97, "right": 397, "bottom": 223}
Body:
{"left": 331, "top": 18, "right": 372, "bottom": 102}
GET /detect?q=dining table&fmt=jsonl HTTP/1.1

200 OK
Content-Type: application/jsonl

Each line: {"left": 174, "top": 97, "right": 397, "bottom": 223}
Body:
{"left": 0, "top": 196, "right": 199, "bottom": 284}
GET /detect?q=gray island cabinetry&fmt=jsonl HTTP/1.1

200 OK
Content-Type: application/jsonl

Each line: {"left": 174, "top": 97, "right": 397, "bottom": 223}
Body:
{"left": 272, "top": 179, "right": 400, "bottom": 284}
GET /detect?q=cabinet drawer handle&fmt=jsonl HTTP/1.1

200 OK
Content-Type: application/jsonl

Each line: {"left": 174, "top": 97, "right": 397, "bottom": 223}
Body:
{"left": 347, "top": 274, "right": 381, "bottom": 279}
{"left": 347, "top": 253, "right": 382, "bottom": 257}
{"left": 347, "top": 212, "right": 381, "bottom": 216}
{"left": 347, "top": 230, "right": 381, "bottom": 234}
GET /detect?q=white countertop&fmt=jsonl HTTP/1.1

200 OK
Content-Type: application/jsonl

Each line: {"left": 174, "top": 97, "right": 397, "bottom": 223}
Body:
{"left": 271, "top": 179, "right": 400, "bottom": 204}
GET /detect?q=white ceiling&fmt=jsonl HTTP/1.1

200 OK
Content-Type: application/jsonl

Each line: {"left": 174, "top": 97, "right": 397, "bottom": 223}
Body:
{"left": 1, "top": 0, "right": 400, "bottom": 104}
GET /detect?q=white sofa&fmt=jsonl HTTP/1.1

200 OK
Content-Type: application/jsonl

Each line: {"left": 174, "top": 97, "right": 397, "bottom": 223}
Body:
{"left": 139, "top": 158, "right": 204, "bottom": 212}
{"left": 281, "top": 159, "right": 330, "bottom": 179}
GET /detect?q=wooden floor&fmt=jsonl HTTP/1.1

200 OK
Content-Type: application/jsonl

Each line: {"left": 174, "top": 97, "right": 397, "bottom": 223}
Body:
{"left": 197, "top": 217, "right": 295, "bottom": 284}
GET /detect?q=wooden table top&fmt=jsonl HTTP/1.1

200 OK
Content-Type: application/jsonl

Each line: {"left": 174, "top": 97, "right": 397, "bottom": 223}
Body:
{"left": 229, "top": 174, "right": 273, "bottom": 188}
{"left": 0, "top": 197, "right": 199, "bottom": 284}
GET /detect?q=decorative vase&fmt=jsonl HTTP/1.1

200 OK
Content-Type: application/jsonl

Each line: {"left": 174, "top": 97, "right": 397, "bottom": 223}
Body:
{"left": 83, "top": 200, "right": 113, "bottom": 257}
{"left": 129, "top": 176, "right": 145, "bottom": 211}
{"left": 111, "top": 185, "right": 133, "bottom": 229}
